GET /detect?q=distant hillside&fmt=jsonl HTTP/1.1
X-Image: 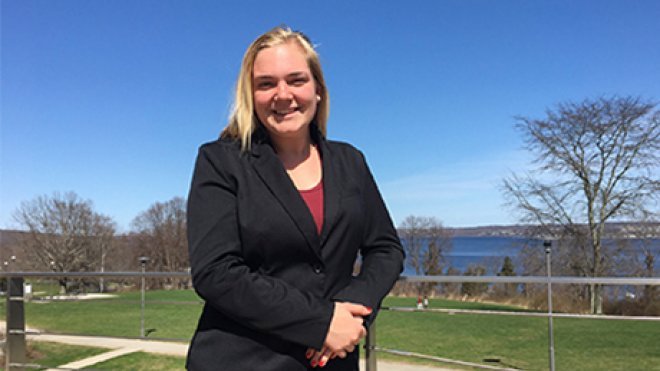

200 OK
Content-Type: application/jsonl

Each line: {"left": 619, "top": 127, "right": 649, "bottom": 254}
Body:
{"left": 0, "top": 229, "right": 29, "bottom": 264}
{"left": 446, "top": 225, "right": 531, "bottom": 237}
{"left": 0, "top": 229, "right": 143, "bottom": 271}
{"left": 447, "top": 222, "right": 660, "bottom": 238}
{"left": 0, "top": 229, "right": 26, "bottom": 244}
{"left": 2, "top": 221, "right": 659, "bottom": 250}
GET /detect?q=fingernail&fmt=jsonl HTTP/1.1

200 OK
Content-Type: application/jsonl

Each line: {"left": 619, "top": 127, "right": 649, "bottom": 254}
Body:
{"left": 366, "top": 306, "right": 373, "bottom": 312}
{"left": 306, "top": 350, "right": 313, "bottom": 359}
{"left": 319, "top": 360, "right": 326, "bottom": 367}
{"left": 310, "top": 360, "right": 317, "bottom": 367}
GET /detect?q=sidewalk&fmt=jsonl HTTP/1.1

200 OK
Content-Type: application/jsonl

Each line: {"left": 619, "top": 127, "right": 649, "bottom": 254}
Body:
{"left": 6, "top": 328, "right": 457, "bottom": 370}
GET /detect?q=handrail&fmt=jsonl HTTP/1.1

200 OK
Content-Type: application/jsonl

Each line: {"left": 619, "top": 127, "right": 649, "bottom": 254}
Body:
{"left": 401, "top": 275, "right": 660, "bottom": 285}
{"left": 0, "top": 271, "right": 190, "bottom": 278}
{"left": 384, "top": 306, "right": 660, "bottom": 321}
{"left": 2, "top": 271, "right": 659, "bottom": 285}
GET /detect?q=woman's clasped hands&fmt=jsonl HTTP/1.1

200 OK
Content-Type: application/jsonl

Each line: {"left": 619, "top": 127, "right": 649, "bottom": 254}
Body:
{"left": 306, "top": 302, "right": 372, "bottom": 368}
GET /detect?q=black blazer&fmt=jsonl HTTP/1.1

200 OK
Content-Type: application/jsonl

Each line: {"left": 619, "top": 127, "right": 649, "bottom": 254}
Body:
{"left": 186, "top": 128, "right": 404, "bottom": 371}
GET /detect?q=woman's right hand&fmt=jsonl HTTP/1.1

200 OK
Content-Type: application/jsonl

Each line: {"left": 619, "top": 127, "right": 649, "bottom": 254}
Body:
{"left": 307, "top": 302, "right": 371, "bottom": 367}
{"left": 318, "top": 303, "right": 371, "bottom": 360}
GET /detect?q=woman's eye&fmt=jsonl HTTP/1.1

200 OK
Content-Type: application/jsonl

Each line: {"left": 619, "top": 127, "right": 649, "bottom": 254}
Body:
{"left": 257, "top": 81, "right": 274, "bottom": 89}
{"left": 290, "top": 78, "right": 307, "bottom": 86}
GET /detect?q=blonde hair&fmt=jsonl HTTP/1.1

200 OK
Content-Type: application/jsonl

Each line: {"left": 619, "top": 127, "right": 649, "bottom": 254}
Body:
{"left": 221, "top": 26, "right": 329, "bottom": 150}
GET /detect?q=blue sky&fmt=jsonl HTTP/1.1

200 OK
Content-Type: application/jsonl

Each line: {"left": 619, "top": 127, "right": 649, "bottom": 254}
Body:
{"left": 2, "top": 0, "right": 659, "bottom": 232}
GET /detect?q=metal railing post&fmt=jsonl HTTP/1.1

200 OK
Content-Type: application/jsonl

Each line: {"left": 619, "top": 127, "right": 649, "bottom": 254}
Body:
{"left": 139, "top": 257, "right": 148, "bottom": 338}
{"left": 545, "top": 241, "right": 556, "bottom": 371}
{"left": 6, "top": 277, "right": 26, "bottom": 371}
{"left": 365, "top": 320, "right": 377, "bottom": 371}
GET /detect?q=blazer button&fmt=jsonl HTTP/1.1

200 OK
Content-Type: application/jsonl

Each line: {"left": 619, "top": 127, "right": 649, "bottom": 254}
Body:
{"left": 313, "top": 264, "right": 323, "bottom": 274}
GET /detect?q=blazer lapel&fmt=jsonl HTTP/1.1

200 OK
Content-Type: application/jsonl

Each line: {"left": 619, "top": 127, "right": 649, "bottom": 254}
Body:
{"left": 249, "top": 140, "right": 322, "bottom": 258}
{"left": 318, "top": 138, "right": 341, "bottom": 247}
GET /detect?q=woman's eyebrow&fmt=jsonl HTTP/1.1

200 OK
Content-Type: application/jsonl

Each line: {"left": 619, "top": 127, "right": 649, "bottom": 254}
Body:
{"left": 254, "top": 71, "right": 309, "bottom": 80}
{"left": 287, "top": 71, "right": 308, "bottom": 78}
{"left": 253, "top": 74, "right": 274, "bottom": 81}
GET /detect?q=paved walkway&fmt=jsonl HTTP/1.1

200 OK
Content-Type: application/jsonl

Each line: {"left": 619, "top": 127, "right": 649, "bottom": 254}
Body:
{"left": 0, "top": 322, "right": 458, "bottom": 370}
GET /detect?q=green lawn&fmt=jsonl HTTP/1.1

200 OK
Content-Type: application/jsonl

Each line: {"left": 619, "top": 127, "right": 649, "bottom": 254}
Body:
{"left": 88, "top": 351, "right": 186, "bottom": 370}
{"left": 0, "top": 289, "right": 202, "bottom": 339}
{"left": 382, "top": 296, "right": 535, "bottom": 311}
{"left": 377, "top": 307, "right": 660, "bottom": 370}
{"left": 27, "top": 280, "right": 62, "bottom": 297}
{"left": 0, "top": 341, "right": 109, "bottom": 370}
{"left": 1, "top": 292, "right": 658, "bottom": 370}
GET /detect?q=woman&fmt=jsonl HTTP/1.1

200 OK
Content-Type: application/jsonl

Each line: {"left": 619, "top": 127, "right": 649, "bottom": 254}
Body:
{"left": 186, "top": 26, "right": 404, "bottom": 370}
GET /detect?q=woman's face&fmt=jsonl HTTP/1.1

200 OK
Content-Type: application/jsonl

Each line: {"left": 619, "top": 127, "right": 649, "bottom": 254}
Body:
{"left": 252, "top": 41, "right": 319, "bottom": 141}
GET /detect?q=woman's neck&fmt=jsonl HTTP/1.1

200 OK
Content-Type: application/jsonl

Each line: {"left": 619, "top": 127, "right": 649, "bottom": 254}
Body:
{"left": 271, "top": 133, "right": 314, "bottom": 170}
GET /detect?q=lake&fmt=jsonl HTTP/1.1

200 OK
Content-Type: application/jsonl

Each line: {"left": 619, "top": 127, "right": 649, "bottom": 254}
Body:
{"left": 402, "top": 236, "right": 660, "bottom": 275}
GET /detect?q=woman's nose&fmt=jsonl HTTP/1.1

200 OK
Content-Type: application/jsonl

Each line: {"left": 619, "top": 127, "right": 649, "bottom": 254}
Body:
{"left": 274, "top": 81, "right": 292, "bottom": 101}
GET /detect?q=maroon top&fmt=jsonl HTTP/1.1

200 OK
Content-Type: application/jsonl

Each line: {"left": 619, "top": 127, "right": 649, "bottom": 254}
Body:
{"left": 299, "top": 180, "right": 324, "bottom": 235}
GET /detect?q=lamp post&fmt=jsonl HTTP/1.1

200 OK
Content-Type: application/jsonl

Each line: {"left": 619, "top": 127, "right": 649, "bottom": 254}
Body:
{"left": 544, "top": 241, "right": 556, "bottom": 371}
{"left": 100, "top": 247, "right": 106, "bottom": 294}
{"left": 139, "top": 256, "right": 150, "bottom": 338}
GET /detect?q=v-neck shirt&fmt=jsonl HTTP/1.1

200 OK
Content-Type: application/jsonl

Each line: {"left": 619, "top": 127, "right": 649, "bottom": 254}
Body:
{"left": 299, "top": 180, "right": 324, "bottom": 235}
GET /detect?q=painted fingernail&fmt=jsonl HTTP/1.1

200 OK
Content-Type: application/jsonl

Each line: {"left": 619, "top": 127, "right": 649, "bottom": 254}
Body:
{"left": 306, "top": 349, "right": 313, "bottom": 359}
{"left": 319, "top": 360, "right": 327, "bottom": 367}
{"left": 366, "top": 306, "right": 373, "bottom": 311}
{"left": 310, "top": 360, "right": 317, "bottom": 367}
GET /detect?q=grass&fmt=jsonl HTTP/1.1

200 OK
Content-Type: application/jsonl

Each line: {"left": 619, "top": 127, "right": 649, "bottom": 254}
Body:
{"left": 88, "top": 351, "right": 186, "bottom": 370}
{"left": 1, "top": 291, "right": 659, "bottom": 370}
{"left": 0, "top": 290, "right": 202, "bottom": 339}
{"left": 0, "top": 341, "right": 109, "bottom": 370}
{"left": 382, "top": 296, "right": 534, "bottom": 311}
{"left": 379, "top": 297, "right": 660, "bottom": 370}
{"left": 26, "top": 280, "right": 62, "bottom": 297}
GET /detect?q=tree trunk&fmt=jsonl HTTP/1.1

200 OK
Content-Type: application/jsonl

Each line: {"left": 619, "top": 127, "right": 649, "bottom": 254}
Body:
{"left": 594, "top": 284, "right": 603, "bottom": 314}
{"left": 59, "top": 279, "right": 67, "bottom": 295}
{"left": 591, "top": 233, "right": 603, "bottom": 314}
{"left": 643, "top": 251, "right": 655, "bottom": 304}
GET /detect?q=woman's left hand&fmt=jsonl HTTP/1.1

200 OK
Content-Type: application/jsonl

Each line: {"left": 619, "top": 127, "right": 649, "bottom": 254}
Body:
{"left": 306, "top": 346, "right": 346, "bottom": 368}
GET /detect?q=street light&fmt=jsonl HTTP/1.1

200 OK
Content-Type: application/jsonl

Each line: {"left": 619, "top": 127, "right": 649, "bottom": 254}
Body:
{"left": 138, "top": 256, "right": 150, "bottom": 338}
{"left": 544, "top": 240, "right": 556, "bottom": 371}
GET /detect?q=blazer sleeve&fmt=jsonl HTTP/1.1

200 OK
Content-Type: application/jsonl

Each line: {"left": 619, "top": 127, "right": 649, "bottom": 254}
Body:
{"left": 332, "top": 150, "right": 405, "bottom": 323}
{"left": 187, "top": 144, "right": 334, "bottom": 349}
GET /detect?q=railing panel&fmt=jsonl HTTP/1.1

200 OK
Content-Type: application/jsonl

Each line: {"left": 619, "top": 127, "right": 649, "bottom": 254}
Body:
{"left": 0, "top": 272, "right": 660, "bottom": 371}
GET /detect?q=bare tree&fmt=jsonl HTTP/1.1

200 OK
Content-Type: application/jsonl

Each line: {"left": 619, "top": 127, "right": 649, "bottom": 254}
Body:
{"left": 131, "top": 197, "right": 188, "bottom": 288}
{"left": 399, "top": 215, "right": 427, "bottom": 276}
{"left": 13, "top": 192, "right": 116, "bottom": 294}
{"left": 399, "top": 215, "right": 452, "bottom": 296}
{"left": 503, "top": 96, "right": 659, "bottom": 314}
